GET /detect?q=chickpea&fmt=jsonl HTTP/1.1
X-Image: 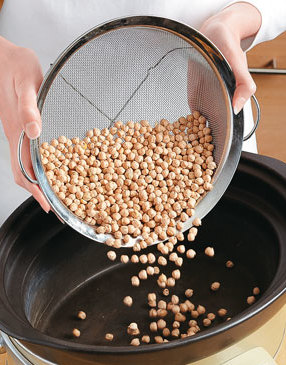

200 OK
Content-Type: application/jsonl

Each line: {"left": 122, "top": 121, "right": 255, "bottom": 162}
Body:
{"left": 253, "top": 287, "right": 260, "bottom": 295}
{"left": 146, "top": 266, "right": 155, "bottom": 276}
{"left": 186, "top": 249, "right": 196, "bottom": 259}
{"left": 123, "top": 296, "right": 133, "bottom": 307}
{"left": 149, "top": 309, "right": 157, "bottom": 318}
{"left": 167, "top": 277, "right": 176, "bottom": 287}
{"left": 131, "top": 255, "right": 139, "bottom": 263}
{"left": 139, "top": 254, "right": 148, "bottom": 264}
{"left": 218, "top": 308, "right": 227, "bottom": 317}
{"left": 175, "top": 257, "right": 183, "bottom": 267}
{"left": 148, "top": 293, "right": 156, "bottom": 302}
{"left": 72, "top": 328, "right": 81, "bottom": 338}
{"left": 180, "top": 303, "right": 188, "bottom": 313}
{"left": 141, "top": 335, "right": 150, "bottom": 343}
{"left": 197, "top": 305, "right": 206, "bottom": 315}
{"left": 177, "top": 245, "right": 185, "bottom": 254}
{"left": 105, "top": 333, "right": 114, "bottom": 341}
{"left": 162, "top": 328, "right": 170, "bottom": 337}
{"left": 127, "top": 323, "right": 140, "bottom": 335}
{"left": 138, "top": 270, "right": 148, "bottom": 280}
{"left": 157, "top": 309, "right": 168, "bottom": 318}
{"left": 203, "top": 319, "right": 212, "bottom": 327}
{"left": 210, "top": 282, "right": 220, "bottom": 291}
{"left": 163, "top": 289, "right": 169, "bottom": 296}
{"left": 192, "top": 217, "right": 201, "bottom": 226}
{"left": 185, "top": 289, "right": 193, "bottom": 298}
{"left": 158, "top": 256, "right": 167, "bottom": 266}
{"left": 175, "top": 313, "right": 186, "bottom": 322}
{"left": 107, "top": 251, "right": 116, "bottom": 261}
{"left": 171, "top": 329, "right": 180, "bottom": 338}
{"left": 77, "top": 311, "right": 86, "bottom": 320}
{"left": 150, "top": 322, "right": 158, "bottom": 332}
{"left": 226, "top": 260, "right": 234, "bottom": 268}
{"left": 247, "top": 296, "right": 256, "bottom": 305}
{"left": 120, "top": 255, "right": 129, "bottom": 264}
{"left": 130, "top": 338, "right": 140, "bottom": 346}
{"left": 205, "top": 247, "right": 215, "bottom": 257}
{"left": 147, "top": 253, "right": 156, "bottom": 264}
{"left": 158, "top": 300, "right": 167, "bottom": 310}
{"left": 154, "top": 336, "right": 164, "bottom": 344}
{"left": 131, "top": 276, "right": 140, "bottom": 287}
{"left": 157, "top": 319, "right": 166, "bottom": 330}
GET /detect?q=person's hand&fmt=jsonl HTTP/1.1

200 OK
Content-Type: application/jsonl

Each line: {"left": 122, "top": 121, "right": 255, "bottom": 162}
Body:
{"left": 0, "top": 36, "right": 50, "bottom": 212}
{"left": 200, "top": 3, "right": 262, "bottom": 114}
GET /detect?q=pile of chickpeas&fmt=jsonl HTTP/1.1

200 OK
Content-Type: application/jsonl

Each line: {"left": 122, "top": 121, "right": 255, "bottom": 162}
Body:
{"left": 41, "top": 112, "right": 215, "bottom": 248}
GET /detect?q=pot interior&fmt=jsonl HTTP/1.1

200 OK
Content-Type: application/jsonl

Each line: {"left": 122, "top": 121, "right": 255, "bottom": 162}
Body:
{"left": 6, "top": 189, "right": 278, "bottom": 346}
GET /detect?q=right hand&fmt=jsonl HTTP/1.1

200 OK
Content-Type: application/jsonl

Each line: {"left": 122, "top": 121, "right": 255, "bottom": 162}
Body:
{"left": 0, "top": 36, "right": 50, "bottom": 212}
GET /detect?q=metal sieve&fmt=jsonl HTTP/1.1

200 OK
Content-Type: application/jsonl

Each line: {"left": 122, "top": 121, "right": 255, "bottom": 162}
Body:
{"left": 18, "top": 16, "right": 260, "bottom": 246}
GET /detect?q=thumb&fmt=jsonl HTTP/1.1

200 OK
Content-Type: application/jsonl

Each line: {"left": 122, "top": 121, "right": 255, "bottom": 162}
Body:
{"left": 231, "top": 50, "right": 256, "bottom": 114}
{"left": 15, "top": 75, "right": 43, "bottom": 140}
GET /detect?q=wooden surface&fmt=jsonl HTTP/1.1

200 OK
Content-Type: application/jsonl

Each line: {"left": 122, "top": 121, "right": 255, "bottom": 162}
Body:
{"left": 248, "top": 32, "right": 286, "bottom": 68}
{"left": 247, "top": 32, "right": 286, "bottom": 163}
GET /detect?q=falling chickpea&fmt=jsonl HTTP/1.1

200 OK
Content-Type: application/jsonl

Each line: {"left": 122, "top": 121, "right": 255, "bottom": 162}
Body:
{"left": 185, "top": 289, "right": 193, "bottom": 298}
{"left": 186, "top": 249, "right": 196, "bottom": 259}
{"left": 138, "top": 270, "right": 148, "bottom": 280}
{"left": 177, "top": 245, "right": 185, "bottom": 254}
{"left": 226, "top": 260, "right": 234, "bottom": 268}
{"left": 210, "top": 282, "right": 220, "bottom": 291}
{"left": 120, "top": 255, "right": 129, "bottom": 264}
{"left": 172, "top": 269, "right": 181, "bottom": 280}
{"left": 107, "top": 251, "right": 116, "bottom": 261}
{"left": 163, "top": 289, "right": 169, "bottom": 296}
{"left": 205, "top": 247, "right": 215, "bottom": 257}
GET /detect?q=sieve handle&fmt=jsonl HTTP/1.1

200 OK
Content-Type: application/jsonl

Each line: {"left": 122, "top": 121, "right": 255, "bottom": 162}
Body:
{"left": 243, "top": 94, "right": 260, "bottom": 142}
{"left": 17, "top": 130, "right": 38, "bottom": 185}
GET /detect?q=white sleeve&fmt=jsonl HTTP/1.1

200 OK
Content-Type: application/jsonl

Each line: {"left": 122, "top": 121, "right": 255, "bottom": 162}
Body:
{"left": 224, "top": 0, "right": 286, "bottom": 50}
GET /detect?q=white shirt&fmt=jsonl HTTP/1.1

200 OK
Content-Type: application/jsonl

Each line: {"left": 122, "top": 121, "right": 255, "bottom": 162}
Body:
{"left": 0, "top": 0, "right": 285, "bottom": 225}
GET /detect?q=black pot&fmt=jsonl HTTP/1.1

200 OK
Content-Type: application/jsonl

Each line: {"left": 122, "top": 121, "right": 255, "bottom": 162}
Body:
{"left": 0, "top": 152, "right": 285, "bottom": 365}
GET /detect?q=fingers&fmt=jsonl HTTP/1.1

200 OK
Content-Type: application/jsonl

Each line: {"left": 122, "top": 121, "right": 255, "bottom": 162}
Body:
{"left": 229, "top": 49, "right": 256, "bottom": 114}
{"left": 14, "top": 57, "right": 43, "bottom": 139}
{"left": 200, "top": 22, "right": 256, "bottom": 115}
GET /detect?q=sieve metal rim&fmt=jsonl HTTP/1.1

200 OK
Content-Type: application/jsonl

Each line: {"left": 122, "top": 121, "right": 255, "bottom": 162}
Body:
{"left": 28, "top": 16, "right": 244, "bottom": 244}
